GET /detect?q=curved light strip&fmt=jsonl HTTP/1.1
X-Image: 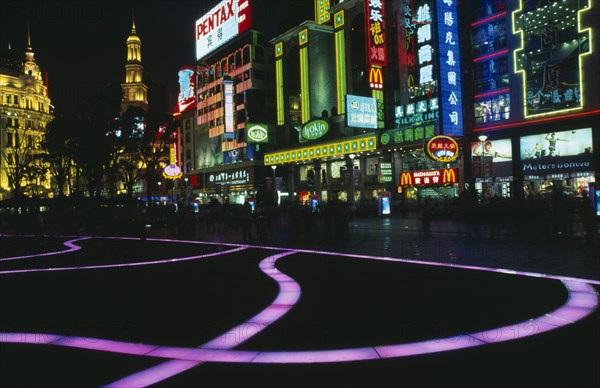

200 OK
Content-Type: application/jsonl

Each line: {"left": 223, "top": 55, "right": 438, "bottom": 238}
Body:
{"left": 105, "top": 251, "right": 299, "bottom": 387}
{"left": 1, "top": 280, "right": 596, "bottom": 366}
{"left": 0, "top": 237, "right": 598, "bottom": 386}
{"left": 0, "top": 237, "right": 90, "bottom": 262}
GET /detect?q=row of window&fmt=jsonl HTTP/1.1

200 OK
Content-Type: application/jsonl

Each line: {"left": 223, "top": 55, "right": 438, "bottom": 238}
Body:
{"left": 2, "top": 95, "right": 46, "bottom": 111}
{"left": 2, "top": 117, "right": 44, "bottom": 130}
{"left": 5, "top": 132, "right": 41, "bottom": 149}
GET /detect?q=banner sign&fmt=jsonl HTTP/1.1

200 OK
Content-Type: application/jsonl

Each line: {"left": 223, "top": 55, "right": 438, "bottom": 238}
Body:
{"left": 365, "top": 0, "right": 387, "bottom": 67}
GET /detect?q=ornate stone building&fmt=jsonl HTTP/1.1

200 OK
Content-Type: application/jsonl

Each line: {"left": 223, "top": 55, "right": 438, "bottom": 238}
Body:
{"left": 0, "top": 29, "right": 53, "bottom": 200}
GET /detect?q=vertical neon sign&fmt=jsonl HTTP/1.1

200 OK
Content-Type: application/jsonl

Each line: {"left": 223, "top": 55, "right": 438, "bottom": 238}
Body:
{"left": 365, "top": 0, "right": 387, "bottom": 67}
{"left": 436, "top": 0, "right": 463, "bottom": 136}
{"left": 223, "top": 79, "right": 235, "bottom": 139}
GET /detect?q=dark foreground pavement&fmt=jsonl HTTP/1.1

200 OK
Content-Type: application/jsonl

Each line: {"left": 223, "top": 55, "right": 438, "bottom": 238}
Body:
{"left": 0, "top": 218, "right": 598, "bottom": 387}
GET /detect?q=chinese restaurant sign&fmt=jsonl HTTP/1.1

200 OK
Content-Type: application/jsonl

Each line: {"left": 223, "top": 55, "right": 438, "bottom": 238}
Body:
{"left": 425, "top": 135, "right": 459, "bottom": 163}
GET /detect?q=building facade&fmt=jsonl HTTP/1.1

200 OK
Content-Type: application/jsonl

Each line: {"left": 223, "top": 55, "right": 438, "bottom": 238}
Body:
{"left": 0, "top": 33, "right": 53, "bottom": 200}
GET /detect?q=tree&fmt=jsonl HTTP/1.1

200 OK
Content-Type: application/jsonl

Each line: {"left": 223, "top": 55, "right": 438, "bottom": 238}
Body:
{"left": 120, "top": 106, "right": 175, "bottom": 209}
{"left": 42, "top": 116, "right": 78, "bottom": 197}
{"left": 0, "top": 115, "right": 46, "bottom": 198}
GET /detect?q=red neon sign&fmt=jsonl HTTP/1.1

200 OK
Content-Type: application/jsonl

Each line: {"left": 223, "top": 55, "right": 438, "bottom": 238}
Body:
{"left": 365, "top": 0, "right": 386, "bottom": 67}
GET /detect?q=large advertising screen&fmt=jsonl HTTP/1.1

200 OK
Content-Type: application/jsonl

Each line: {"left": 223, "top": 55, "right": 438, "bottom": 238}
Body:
{"left": 196, "top": 0, "right": 251, "bottom": 60}
{"left": 520, "top": 128, "right": 594, "bottom": 174}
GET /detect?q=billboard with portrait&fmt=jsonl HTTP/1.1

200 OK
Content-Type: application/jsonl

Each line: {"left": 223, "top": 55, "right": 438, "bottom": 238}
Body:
{"left": 471, "top": 138, "right": 512, "bottom": 178}
{"left": 520, "top": 128, "right": 594, "bottom": 174}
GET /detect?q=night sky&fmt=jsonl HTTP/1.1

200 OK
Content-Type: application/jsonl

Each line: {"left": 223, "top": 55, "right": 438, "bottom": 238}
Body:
{"left": 1, "top": 0, "right": 314, "bottom": 117}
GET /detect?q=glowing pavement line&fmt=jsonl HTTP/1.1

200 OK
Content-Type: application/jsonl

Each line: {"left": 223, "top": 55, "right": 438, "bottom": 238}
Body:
{"left": 105, "top": 251, "right": 299, "bottom": 388}
{"left": 0, "top": 246, "right": 248, "bottom": 275}
{"left": 1, "top": 239, "right": 599, "bottom": 384}
{"left": 0, "top": 237, "right": 90, "bottom": 262}
{"left": 1, "top": 280, "right": 597, "bottom": 366}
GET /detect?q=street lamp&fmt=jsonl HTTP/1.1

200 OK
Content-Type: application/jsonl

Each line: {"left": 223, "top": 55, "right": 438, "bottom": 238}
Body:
{"left": 271, "top": 165, "right": 277, "bottom": 206}
{"left": 478, "top": 135, "right": 488, "bottom": 202}
{"left": 157, "top": 181, "right": 162, "bottom": 201}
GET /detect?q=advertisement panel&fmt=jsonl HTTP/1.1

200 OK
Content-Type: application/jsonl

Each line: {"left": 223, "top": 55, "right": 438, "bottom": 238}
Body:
{"left": 471, "top": 138, "right": 512, "bottom": 178}
{"left": 346, "top": 95, "right": 378, "bottom": 129}
{"left": 520, "top": 128, "right": 594, "bottom": 174}
{"left": 177, "top": 67, "right": 195, "bottom": 113}
{"left": 195, "top": 0, "right": 251, "bottom": 60}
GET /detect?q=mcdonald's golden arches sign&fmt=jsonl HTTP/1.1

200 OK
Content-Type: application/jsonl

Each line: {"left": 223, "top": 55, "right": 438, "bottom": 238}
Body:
{"left": 399, "top": 168, "right": 458, "bottom": 187}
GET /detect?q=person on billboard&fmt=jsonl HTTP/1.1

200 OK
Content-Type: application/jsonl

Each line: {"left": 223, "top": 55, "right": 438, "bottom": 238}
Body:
{"left": 473, "top": 141, "right": 510, "bottom": 160}
{"left": 545, "top": 132, "right": 567, "bottom": 156}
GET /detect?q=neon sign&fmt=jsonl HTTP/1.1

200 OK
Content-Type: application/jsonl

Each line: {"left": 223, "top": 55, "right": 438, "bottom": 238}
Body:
{"left": 512, "top": 0, "right": 592, "bottom": 118}
{"left": 223, "top": 79, "right": 235, "bottom": 139}
{"left": 425, "top": 135, "right": 459, "bottom": 163}
{"left": 346, "top": 95, "right": 378, "bottom": 129}
{"left": 365, "top": 0, "right": 387, "bottom": 67}
{"left": 400, "top": 168, "right": 458, "bottom": 186}
{"left": 436, "top": 0, "right": 463, "bottom": 136}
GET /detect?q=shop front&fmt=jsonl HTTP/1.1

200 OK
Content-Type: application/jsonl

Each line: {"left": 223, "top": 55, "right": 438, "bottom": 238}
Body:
{"left": 187, "top": 161, "right": 261, "bottom": 205}
{"left": 519, "top": 127, "right": 595, "bottom": 199}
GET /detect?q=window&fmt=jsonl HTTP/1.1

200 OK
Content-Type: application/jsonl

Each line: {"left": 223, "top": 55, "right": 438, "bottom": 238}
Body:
{"left": 6, "top": 95, "right": 11, "bottom": 104}
{"left": 185, "top": 131, "right": 191, "bottom": 143}
{"left": 474, "top": 93, "right": 510, "bottom": 124}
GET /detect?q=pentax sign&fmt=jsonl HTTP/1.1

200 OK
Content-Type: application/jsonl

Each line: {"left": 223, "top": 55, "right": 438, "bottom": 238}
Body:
{"left": 196, "top": 0, "right": 252, "bottom": 60}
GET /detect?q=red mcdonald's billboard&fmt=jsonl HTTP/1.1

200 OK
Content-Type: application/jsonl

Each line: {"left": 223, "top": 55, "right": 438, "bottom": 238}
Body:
{"left": 400, "top": 168, "right": 458, "bottom": 186}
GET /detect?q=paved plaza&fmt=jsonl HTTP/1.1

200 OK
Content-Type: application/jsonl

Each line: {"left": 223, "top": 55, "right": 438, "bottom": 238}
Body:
{"left": 0, "top": 217, "right": 598, "bottom": 387}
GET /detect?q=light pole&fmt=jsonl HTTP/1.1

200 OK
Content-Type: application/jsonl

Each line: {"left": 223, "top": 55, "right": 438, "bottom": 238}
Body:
{"left": 157, "top": 181, "right": 162, "bottom": 203}
{"left": 271, "top": 165, "right": 277, "bottom": 206}
{"left": 478, "top": 135, "right": 488, "bottom": 202}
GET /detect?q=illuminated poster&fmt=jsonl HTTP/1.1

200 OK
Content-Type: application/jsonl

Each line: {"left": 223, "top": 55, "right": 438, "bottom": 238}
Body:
{"left": 399, "top": 168, "right": 458, "bottom": 186}
{"left": 223, "top": 79, "right": 235, "bottom": 139}
{"left": 513, "top": 0, "right": 591, "bottom": 117}
{"left": 365, "top": 0, "right": 387, "bottom": 67}
{"left": 196, "top": 0, "right": 252, "bottom": 60}
{"left": 177, "top": 67, "right": 195, "bottom": 113}
{"left": 436, "top": 0, "right": 463, "bottom": 136}
{"left": 520, "top": 128, "right": 594, "bottom": 174}
{"left": 346, "top": 95, "right": 378, "bottom": 129}
{"left": 470, "top": 138, "right": 512, "bottom": 178}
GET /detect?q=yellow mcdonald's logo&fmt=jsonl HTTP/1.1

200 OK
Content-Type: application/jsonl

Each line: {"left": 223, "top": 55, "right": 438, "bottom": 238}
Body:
{"left": 442, "top": 168, "right": 457, "bottom": 184}
{"left": 369, "top": 67, "right": 383, "bottom": 85}
{"left": 400, "top": 172, "right": 412, "bottom": 186}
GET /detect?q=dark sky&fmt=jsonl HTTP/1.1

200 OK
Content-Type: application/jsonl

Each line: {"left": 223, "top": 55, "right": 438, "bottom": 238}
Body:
{"left": 1, "top": 0, "right": 314, "bottom": 116}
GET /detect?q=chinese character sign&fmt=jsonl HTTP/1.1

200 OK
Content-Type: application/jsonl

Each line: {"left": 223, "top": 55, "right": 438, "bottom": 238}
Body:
{"left": 365, "top": 0, "right": 387, "bottom": 67}
{"left": 436, "top": 0, "right": 463, "bottom": 136}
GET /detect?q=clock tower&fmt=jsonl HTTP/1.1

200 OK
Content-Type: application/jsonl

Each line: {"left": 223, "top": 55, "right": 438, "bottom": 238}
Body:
{"left": 120, "top": 13, "right": 148, "bottom": 113}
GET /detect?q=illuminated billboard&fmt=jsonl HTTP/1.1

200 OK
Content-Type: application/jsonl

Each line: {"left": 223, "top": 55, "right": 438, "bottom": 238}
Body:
{"left": 177, "top": 67, "right": 195, "bottom": 113}
{"left": 346, "top": 95, "right": 377, "bottom": 129}
{"left": 471, "top": 138, "right": 512, "bottom": 178}
{"left": 196, "top": 0, "right": 252, "bottom": 60}
{"left": 513, "top": 0, "right": 592, "bottom": 117}
{"left": 436, "top": 0, "right": 464, "bottom": 136}
{"left": 223, "top": 79, "right": 235, "bottom": 139}
{"left": 404, "top": 1, "right": 436, "bottom": 103}
{"left": 399, "top": 168, "right": 458, "bottom": 186}
{"left": 365, "top": 0, "right": 386, "bottom": 67}
{"left": 520, "top": 128, "right": 594, "bottom": 174}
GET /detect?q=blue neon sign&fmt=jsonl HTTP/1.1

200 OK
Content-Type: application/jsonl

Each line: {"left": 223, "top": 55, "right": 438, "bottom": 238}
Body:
{"left": 436, "top": 0, "right": 463, "bottom": 136}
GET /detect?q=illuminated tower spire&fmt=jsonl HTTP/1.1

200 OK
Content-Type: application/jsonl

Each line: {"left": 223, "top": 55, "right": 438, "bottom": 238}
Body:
{"left": 23, "top": 19, "right": 42, "bottom": 81}
{"left": 121, "top": 9, "right": 148, "bottom": 112}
